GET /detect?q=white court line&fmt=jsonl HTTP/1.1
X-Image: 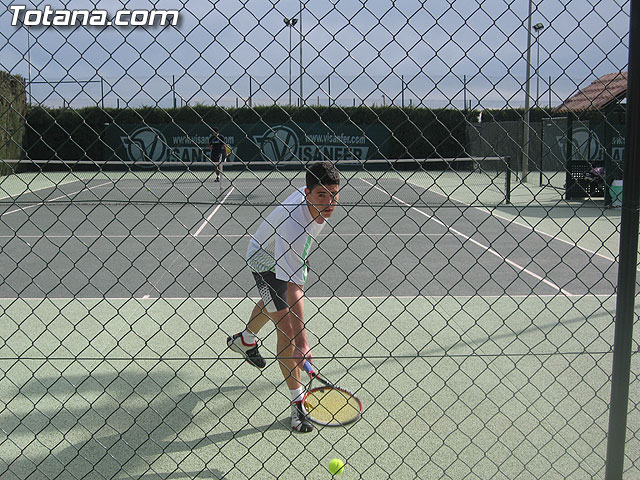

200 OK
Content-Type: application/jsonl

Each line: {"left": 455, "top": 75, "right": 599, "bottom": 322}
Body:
{"left": 193, "top": 187, "right": 235, "bottom": 237}
{"left": 362, "top": 179, "right": 574, "bottom": 296}
{"left": 0, "top": 177, "right": 83, "bottom": 202}
{"left": 132, "top": 186, "right": 232, "bottom": 301}
{"left": 111, "top": 189, "right": 235, "bottom": 322}
{"left": 3, "top": 294, "right": 617, "bottom": 301}
{"left": 1, "top": 181, "right": 115, "bottom": 217}
{"left": 406, "top": 178, "right": 621, "bottom": 266}
{"left": 0, "top": 232, "right": 449, "bottom": 239}
{"left": 0, "top": 234, "right": 183, "bottom": 239}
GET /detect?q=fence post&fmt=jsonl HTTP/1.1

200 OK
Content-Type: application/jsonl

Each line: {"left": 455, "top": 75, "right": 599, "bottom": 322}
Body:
{"left": 604, "top": 0, "right": 640, "bottom": 478}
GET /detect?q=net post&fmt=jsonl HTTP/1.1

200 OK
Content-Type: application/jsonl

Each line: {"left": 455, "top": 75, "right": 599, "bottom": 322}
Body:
{"left": 505, "top": 156, "right": 512, "bottom": 204}
{"left": 565, "top": 112, "right": 574, "bottom": 200}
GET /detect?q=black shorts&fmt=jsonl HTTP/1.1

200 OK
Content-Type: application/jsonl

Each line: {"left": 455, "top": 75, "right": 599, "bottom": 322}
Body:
{"left": 211, "top": 152, "right": 225, "bottom": 163}
{"left": 253, "top": 271, "right": 288, "bottom": 313}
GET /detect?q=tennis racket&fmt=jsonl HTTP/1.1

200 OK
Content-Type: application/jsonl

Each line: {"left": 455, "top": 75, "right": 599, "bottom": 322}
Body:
{"left": 302, "top": 360, "right": 362, "bottom": 426}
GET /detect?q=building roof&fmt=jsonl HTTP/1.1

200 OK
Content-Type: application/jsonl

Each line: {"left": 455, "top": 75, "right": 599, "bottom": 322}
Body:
{"left": 555, "top": 72, "right": 627, "bottom": 113}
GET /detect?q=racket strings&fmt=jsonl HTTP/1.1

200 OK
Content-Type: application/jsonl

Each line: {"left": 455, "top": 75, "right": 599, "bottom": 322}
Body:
{"left": 305, "top": 387, "right": 361, "bottom": 425}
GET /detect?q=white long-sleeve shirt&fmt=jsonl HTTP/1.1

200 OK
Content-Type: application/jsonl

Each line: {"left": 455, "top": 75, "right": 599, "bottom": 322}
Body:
{"left": 246, "top": 187, "right": 325, "bottom": 285}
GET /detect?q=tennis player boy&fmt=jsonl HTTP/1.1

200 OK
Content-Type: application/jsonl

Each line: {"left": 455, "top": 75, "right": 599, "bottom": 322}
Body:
{"left": 208, "top": 127, "right": 227, "bottom": 182}
{"left": 227, "top": 161, "right": 340, "bottom": 433}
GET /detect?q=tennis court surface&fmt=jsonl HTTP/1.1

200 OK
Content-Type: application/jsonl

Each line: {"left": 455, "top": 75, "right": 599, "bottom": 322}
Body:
{"left": 1, "top": 162, "right": 637, "bottom": 479}
{"left": 3, "top": 1, "right": 639, "bottom": 477}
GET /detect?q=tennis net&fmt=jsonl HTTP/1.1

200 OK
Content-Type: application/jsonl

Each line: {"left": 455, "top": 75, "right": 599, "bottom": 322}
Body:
{"left": 0, "top": 157, "right": 512, "bottom": 207}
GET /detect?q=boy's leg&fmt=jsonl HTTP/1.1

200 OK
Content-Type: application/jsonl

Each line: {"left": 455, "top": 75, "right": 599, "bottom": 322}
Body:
{"left": 227, "top": 271, "right": 311, "bottom": 431}
{"left": 270, "top": 307, "right": 312, "bottom": 433}
{"left": 227, "top": 271, "right": 285, "bottom": 368}
{"left": 246, "top": 301, "right": 271, "bottom": 337}
{"left": 212, "top": 152, "right": 221, "bottom": 180}
{"left": 227, "top": 299, "right": 267, "bottom": 368}
{"left": 269, "top": 308, "right": 302, "bottom": 390}
{"left": 240, "top": 300, "right": 303, "bottom": 390}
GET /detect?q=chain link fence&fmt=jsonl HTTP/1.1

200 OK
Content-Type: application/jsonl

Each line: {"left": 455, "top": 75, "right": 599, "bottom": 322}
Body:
{"left": 0, "top": 1, "right": 638, "bottom": 479}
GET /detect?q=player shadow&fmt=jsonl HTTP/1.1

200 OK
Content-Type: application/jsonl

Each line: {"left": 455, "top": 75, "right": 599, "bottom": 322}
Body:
{"left": 159, "top": 413, "right": 291, "bottom": 456}
{"left": 328, "top": 309, "right": 615, "bottom": 379}
{"left": 359, "top": 308, "right": 614, "bottom": 364}
{"left": 3, "top": 371, "right": 289, "bottom": 480}
{"left": 132, "top": 471, "right": 225, "bottom": 479}
{"left": 421, "top": 308, "right": 614, "bottom": 357}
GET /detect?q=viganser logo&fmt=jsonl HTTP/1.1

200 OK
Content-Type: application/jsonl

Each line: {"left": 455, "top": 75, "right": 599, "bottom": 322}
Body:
{"left": 121, "top": 127, "right": 168, "bottom": 163}
{"left": 254, "top": 125, "right": 299, "bottom": 162}
{"left": 556, "top": 126, "right": 603, "bottom": 162}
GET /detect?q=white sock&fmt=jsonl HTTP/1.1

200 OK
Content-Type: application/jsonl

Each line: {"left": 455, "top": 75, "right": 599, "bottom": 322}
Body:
{"left": 241, "top": 329, "right": 257, "bottom": 345}
{"left": 290, "top": 387, "right": 304, "bottom": 404}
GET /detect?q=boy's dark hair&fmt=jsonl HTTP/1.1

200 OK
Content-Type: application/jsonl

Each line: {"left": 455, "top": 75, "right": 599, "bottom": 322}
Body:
{"left": 306, "top": 161, "right": 340, "bottom": 191}
{"left": 212, "top": 127, "right": 220, "bottom": 133}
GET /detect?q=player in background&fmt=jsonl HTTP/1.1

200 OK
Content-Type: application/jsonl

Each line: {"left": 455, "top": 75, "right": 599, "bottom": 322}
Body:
{"left": 208, "top": 127, "right": 227, "bottom": 181}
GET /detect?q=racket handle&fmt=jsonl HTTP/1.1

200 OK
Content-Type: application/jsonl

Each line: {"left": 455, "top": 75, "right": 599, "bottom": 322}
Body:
{"left": 303, "top": 360, "right": 315, "bottom": 376}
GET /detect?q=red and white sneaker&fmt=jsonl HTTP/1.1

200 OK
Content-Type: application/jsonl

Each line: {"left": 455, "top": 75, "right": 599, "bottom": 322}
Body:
{"left": 226, "top": 333, "right": 266, "bottom": 368}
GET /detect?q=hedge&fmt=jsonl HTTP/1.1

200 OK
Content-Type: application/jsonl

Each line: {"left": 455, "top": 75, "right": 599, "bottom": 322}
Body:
{"left": 24, "top": 104, "right": 476, "bottom": 162}
{"left": 24, "top": 103, "right": 617, "bottom": 163}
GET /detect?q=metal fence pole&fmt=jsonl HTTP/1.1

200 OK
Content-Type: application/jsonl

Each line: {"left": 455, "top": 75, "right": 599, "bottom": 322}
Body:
{"left": 522, "top": 0, "right": 534, "bottom": 182}
{"left": 604, "top": 0, "right": 640, "bottom": 478}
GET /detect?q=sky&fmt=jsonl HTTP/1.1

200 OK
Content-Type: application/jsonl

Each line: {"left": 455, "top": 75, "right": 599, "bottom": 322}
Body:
{"left": 0, "top": 0, "right": 631, "bottom": 109}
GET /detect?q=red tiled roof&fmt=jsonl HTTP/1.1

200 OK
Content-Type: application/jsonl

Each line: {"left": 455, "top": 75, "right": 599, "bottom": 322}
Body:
{"left": 555, "top": 72, "right": 627, "bottom": 112}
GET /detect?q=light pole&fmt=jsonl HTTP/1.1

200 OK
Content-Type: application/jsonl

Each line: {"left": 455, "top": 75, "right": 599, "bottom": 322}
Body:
{"left": 284, "top": 17, "right": 298, "bottom": 106}
{"left": 26, "top": 25, "right": 32, "bottom": 106}
{"left": 299, "top": 1, "right": 304, "bottom": 106}
{"left": 522, "top": 0, "right": 534, "bottom": 181}
{"left": 533, "top": 22, "right": 545, "bottom": 107}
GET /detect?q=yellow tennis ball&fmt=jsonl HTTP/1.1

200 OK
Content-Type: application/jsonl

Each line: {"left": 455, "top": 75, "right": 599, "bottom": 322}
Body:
{"left": 328, "top": 458, "right": 344, "bottom": 476}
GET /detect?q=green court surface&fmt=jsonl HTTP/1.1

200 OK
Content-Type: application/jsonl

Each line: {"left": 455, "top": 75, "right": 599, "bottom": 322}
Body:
{"left": 2, "top": 295, "right": 638, "bottom": 479}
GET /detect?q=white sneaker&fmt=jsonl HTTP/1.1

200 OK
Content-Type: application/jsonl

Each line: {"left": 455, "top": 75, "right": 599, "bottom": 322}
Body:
{"left": 291, "top": 401, "right": 314, "bottom": 433}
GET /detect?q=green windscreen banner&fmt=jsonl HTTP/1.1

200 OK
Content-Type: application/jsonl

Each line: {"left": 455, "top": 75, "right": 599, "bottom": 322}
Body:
{"left": 105, "top": 123, "right": 388, "bottom": 164}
